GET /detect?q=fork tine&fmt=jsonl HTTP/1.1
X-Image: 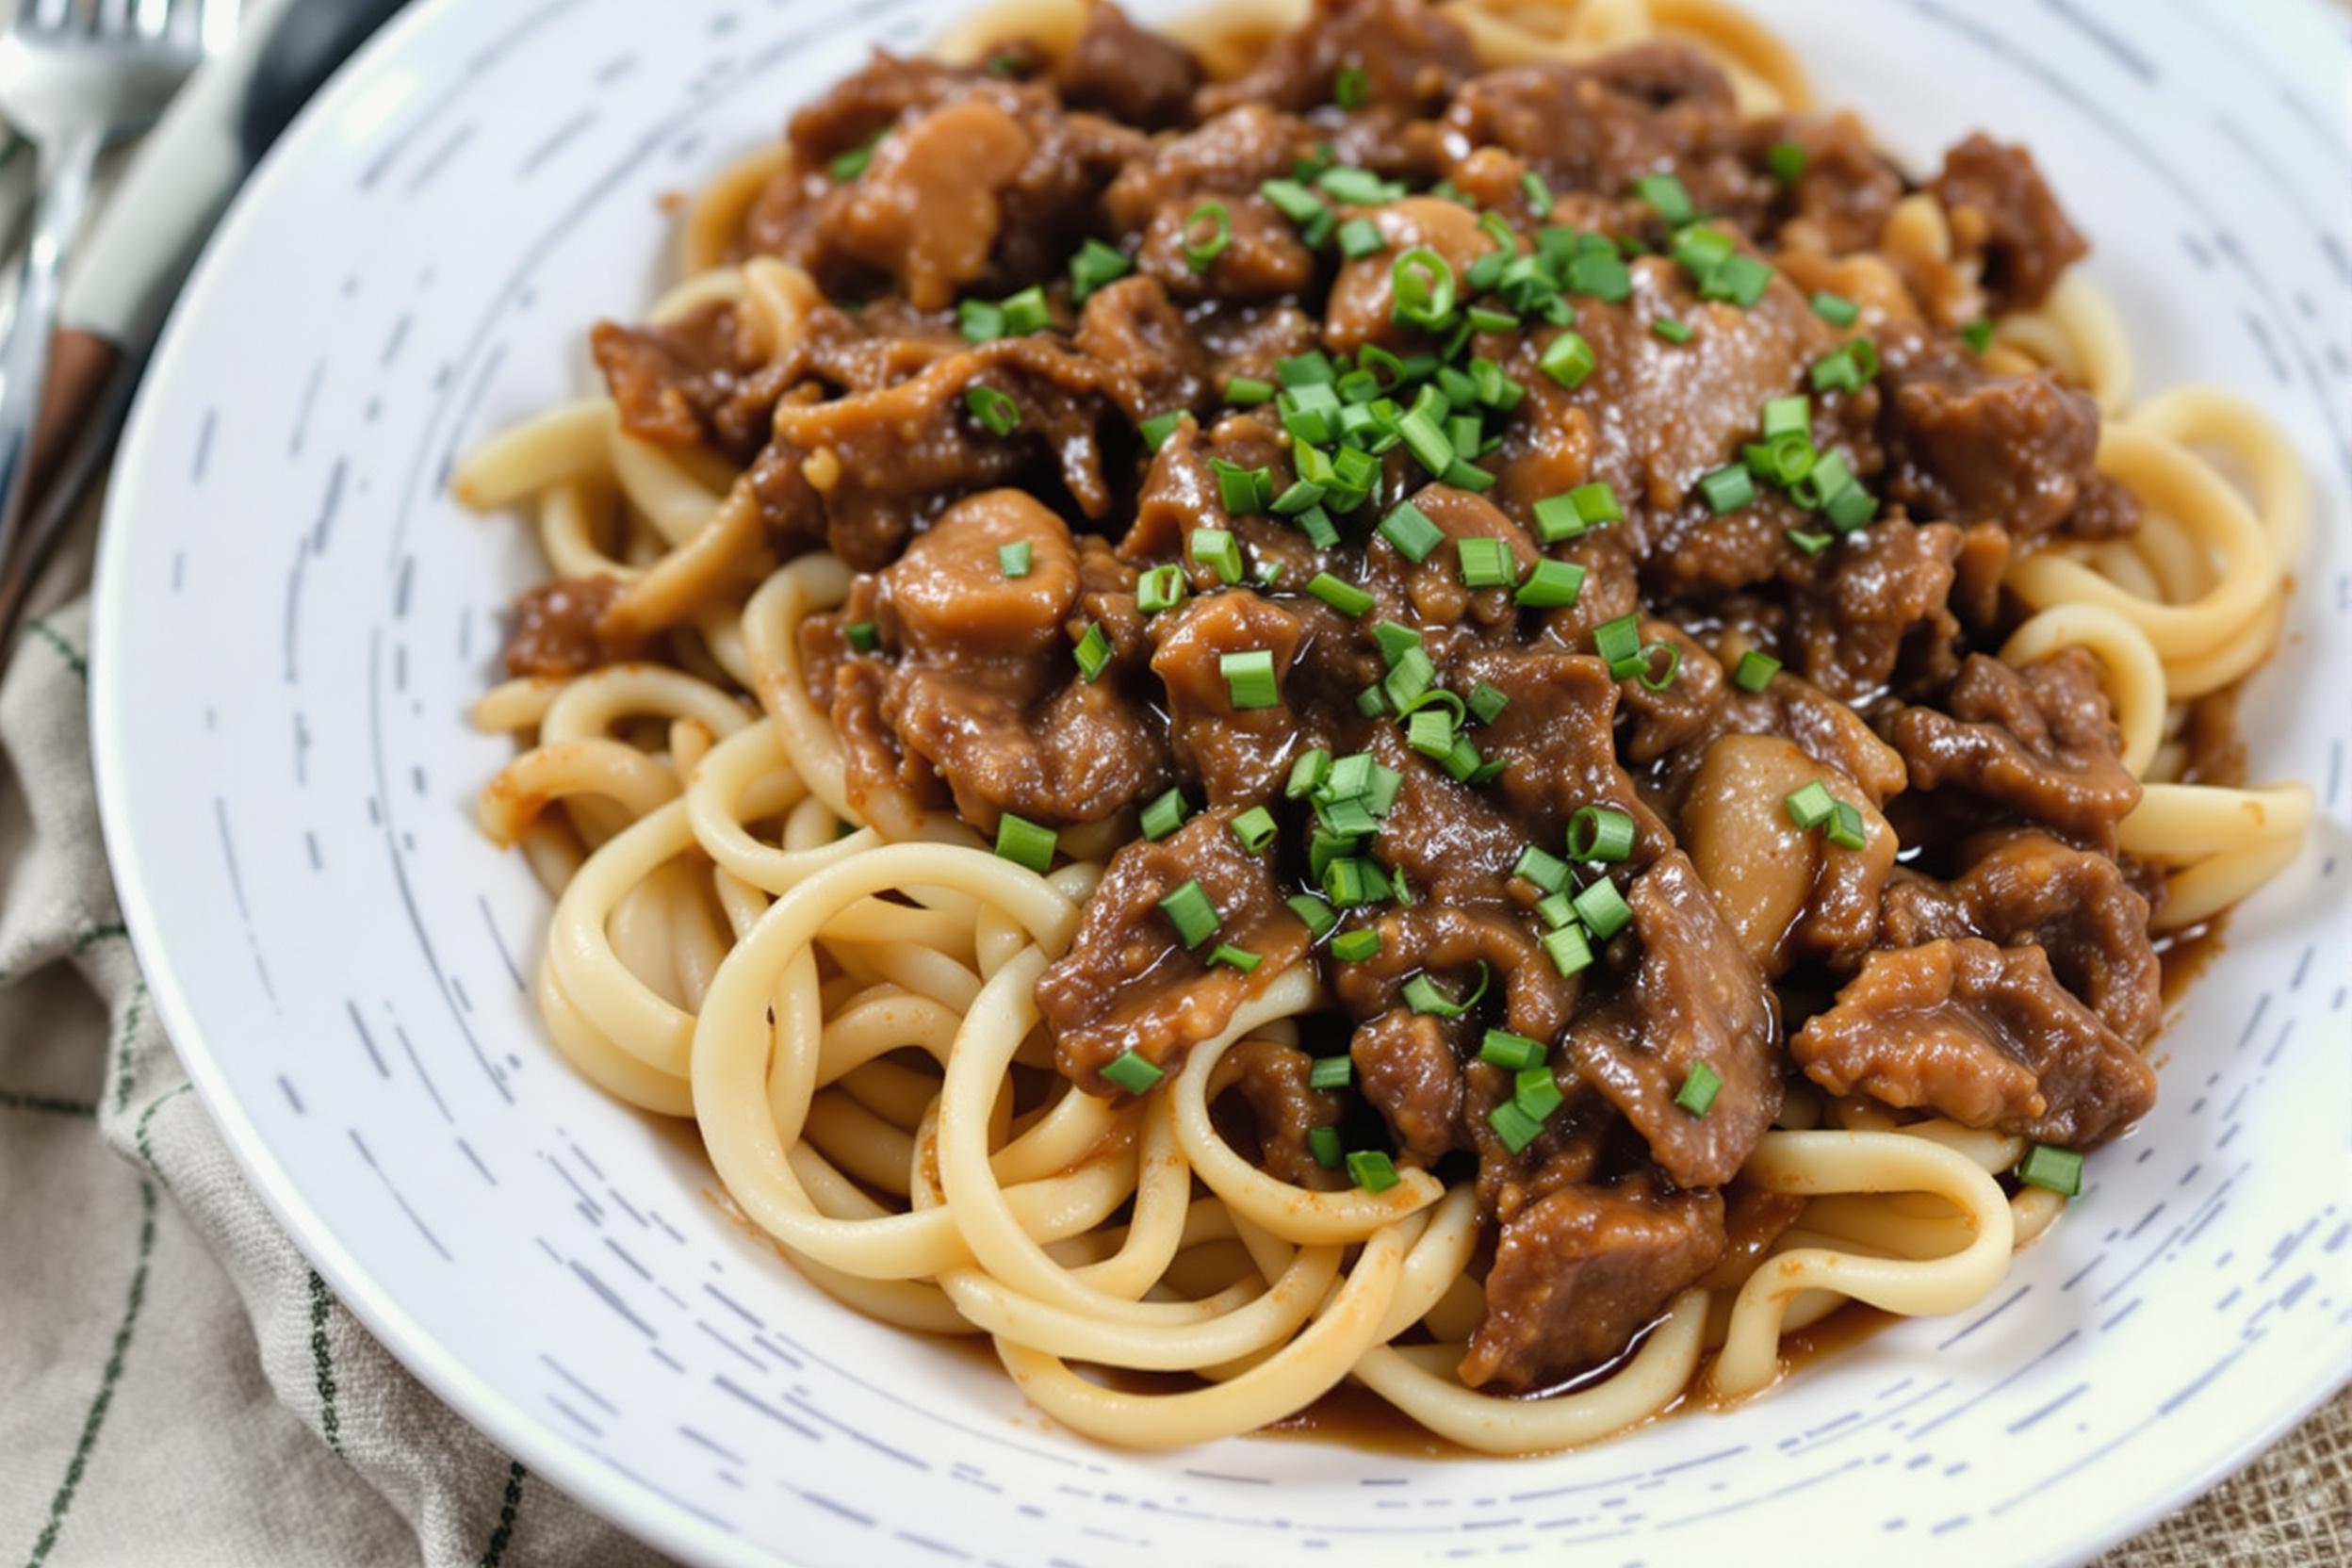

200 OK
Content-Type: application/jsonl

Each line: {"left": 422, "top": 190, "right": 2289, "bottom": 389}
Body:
{"left": 27, "top": 0, "right": 74, "bottom": 31}
{"left": 94, "top": 0, "right": 136, "bottom": 36}
{"left": 132, "top": 0, "right": 171, "bottom": 37}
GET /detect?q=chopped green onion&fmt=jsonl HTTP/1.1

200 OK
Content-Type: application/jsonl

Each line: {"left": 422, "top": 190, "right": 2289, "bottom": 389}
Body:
{"left": 1468, "top": 681, "right": 1509, "bottom": 725}
{"left": 1355, "top": 685, "right": 1388, "bottom": 717}
{"left": 1538, "top": 330, "right": 1596, "bottom": 388}
{"left": 1331, "top": 927, "right": 1381, "bottom": 962}
{"left": 966, "top": 384, "right": 1021, "bottom": 435}
{"left": 1397, "top": 408, "right": 1454, "bottom": 479}
{"left": 1337, "top": 216, "right": 1386, "bottom": 259}
{"left": 2017, "top": 1143, "right": 2083, "bottom": 1196}
{"left": 1333, "top": 64, "right": 1368, "bottom": 109}
{"left": 1209, "top": 941, "right": 1263, "bottom": 973}
{"left": 1699, "top": 464, "right": 1756, "bottom": 514}
{"left": 1542, "top": 922, "right": 1593, "bottom": 977}
{"left": 1632, "top": 172, "right": 1693, "bottom": 225}
{"left": 1294, "top": 503, "right": 1338, "bottom": 547}
{"left": 1519, "top": 171, "right": 1553, "bottom": 217}
{"left": 1318, "top": 167, "right": 1399, "bottom": 205}
{"left": 1488, "top": 1100, "right": 1544, "bottom": 1153}
{"left": 1373, "top": 621, "right": 1422, "bottom": 666}
{"left": 1514, "top": 1064, "right": 1564, "bottom": 1120}
{"left": 1811, "top": 290, "right": 1859, "bottom": 327}
{"left": 1072, "top": 622, "right": 1111, "bottom": 681}
{"left": 1674, "top": 1061, "right": 1723, "bottom": 1117}
{"left": 1309, "top": 1054, "right": 1352, "bottom": 1089}
{"left": 1514, "top": 843, "right": 1573, "bottom": 894}
{"left": 1158, "top": 878, "right": 1220, "bottom": 948}
{"left": 1592, "top": 613, "right": 1642, "bottom": 673}
{"left": 1514, "top": 559, "right": 1586, "bottom": 610}
{"left": 1732, "top": 649, "right": 1782, "bottom": 693}
{"left": 1480, "top": 1029, "right": 1545, "bottom": 1071}
{"left": 1070, "top": 238, "right": 1131, "bottom": 302}
{"left": 1137, "top": 563, "right": 1187, "bottom": 614}
{"left": 1405, "top": 707, "right": 1455, "bottom": 758}
{"left": 1221, "top": 648, "right": 1280, "bottom": 710}
{"left": 1652, "top": 316, "right": 1695, "bottom": 344}
{"left": 1822, "top": 481, "right": 1877, "bottom": 533}
{"left": 1766, "top": 139, "right": 1806, "bottom": 184}
{"left": 1347, "top": 1150, "right": 1399, "bottom": 1192}
{"left": 1212, "top": 459, "right": 1274, "bottom": 515}
{"left": 1761, "top": 395, "right": 1810, "bottom": 440}
{"left": 1224, "top": 375, "right": 1277, "bottom": 406}
{"left": 1102, "top": 1050, "right": 1164, "bottom": 1094}
{"left": 1637, "top": 640, "right": 1682, "bottom": 691}
{"left": 1378, "top": 500, "right": 1445, "bottom": 564}
{"left": 1139, "top": 409, "right": 1189, "bottom": 452}
{"left": 994, "top": 812, "right": 1057, "bottom": 874}
{"left": 999, "top": 286, "right": 1050, "bottom": 335}
{"left": 998, "top": 542, "right": 1033, "bottom": 579}
{"left": 1785, "top": 780, "right": 1836, "bottom": 830}
{"left": 1383, "top": 645, "right": 1436, "bottom": 711}
{"left": 1231, "top": 806, "right": 1280, "bottom": 855}
{"left": 1139, "top": 788, "right": 1187, "bottom": 841}
{"left": 1534, "top": 890, "right": 1576, "bottom": 929}
{"left": 1786, "top": 527, "right": 1834, "bottom": 556}
{"left": 1457, "top": 537, "right": 1518, "bottom": 590}
{"left": 1673, "top": 225, "right": 1735, "bottom": 277}
{"left": 1961, "top": 317, "right": 1996, "bottom": 353}
{"left": 1702, "top": 253, "right": 1772, "bottom": 308}
{"left": 1307, "top": 1125, "right": 1344, "bottom": 1168}
{"left": 843, "top": 621, "right": 878, "bottom": 653}
{"left": 984, "top": 51, "right": 1025, "bottom": 78}
{"left": 1306, "top": 572, "right": 1374, "bottom": 617}
{"left": 1391, "top": 247, "right": 1458, "bottom": 332}
{"left": 1181, "top": 201, "right": 1232, "bottom": 271}
{"left": 957, "top": 299, "right": 1004, "bottom": 342}
{"left": 1287, "top": 893, "right": 1337, "bottom": 939}
{"left": 1573, "top": 875, "right": 1632, "bottom": 939}
{"left": 1191, "top": 527, "right": 1245, "bottom": 585}
{"left": 1826, "top": 798, "right": 1867, "bottom": 851}
{"left": 1402, "top": 972, "right": 1470, "bottom": 1018}
{"left": 828, "top": 139, "right": 876, "bottom": 182}
{"left": 1286, "top": 747, "right": 1331, "bottom": 799}
{"left": 1568, "top": 247, "right": 1632, "bottom": 302}
{"left": 1567, "top": 806, "right": 1637, "bottom": 863}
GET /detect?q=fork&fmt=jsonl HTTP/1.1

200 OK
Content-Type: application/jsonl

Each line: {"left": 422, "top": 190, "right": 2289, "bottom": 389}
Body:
{"left": 0, "top": 0, "right": 231, "bottom": 621}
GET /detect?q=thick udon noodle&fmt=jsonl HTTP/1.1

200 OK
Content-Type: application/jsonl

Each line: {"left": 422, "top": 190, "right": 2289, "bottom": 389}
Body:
{"left": 453, "top": 0, "right": 2311, "bottom": 1452}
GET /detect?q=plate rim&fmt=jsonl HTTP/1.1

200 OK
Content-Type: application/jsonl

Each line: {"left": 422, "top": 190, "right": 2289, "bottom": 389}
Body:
{"left": 85, "top": 1, "right": 2352, "bottom": 1564}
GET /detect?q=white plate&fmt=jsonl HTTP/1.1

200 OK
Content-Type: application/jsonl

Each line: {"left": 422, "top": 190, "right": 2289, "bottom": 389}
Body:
{"left": 91, "top": 1, "right": 2352, "bottom": 1563}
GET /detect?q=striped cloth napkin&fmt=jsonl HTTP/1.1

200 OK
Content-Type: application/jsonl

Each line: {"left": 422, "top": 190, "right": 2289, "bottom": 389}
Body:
{"left": 0, "top": 558, "right": 2344, "bottom": 1562}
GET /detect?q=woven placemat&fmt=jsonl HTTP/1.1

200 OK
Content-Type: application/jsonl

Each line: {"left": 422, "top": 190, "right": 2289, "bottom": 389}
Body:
{"left": 2101, "top": 1386, "right": 2352, "bottom": 1564}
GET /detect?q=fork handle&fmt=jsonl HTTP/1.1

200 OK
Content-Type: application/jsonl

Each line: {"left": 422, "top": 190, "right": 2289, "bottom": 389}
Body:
{"left": 0, "top": 129, "right": 104, "bottom": 592}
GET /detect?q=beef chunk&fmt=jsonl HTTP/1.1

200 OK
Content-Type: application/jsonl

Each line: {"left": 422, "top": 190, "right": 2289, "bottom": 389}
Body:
{"left": 1672, "top": 655, "right": 1908, "bottom": 808}
{"left": 1105, "top": 106, "right": 1318, "bottom": 304}
{"left": 1619, "top": 621, "right": 1728, "bottom": 764}
{"left": 1075, "top": 275, "right": 1217, "bottom": 416}
{"left": 1782, "top": 514, "right": 1965, "bottom": 699}
{"left": 1200, "top": 0, "right": 1478, "bottom": 119}
{"left": 1756, "top": 109, "right": 1903, "bottom": 254}
{"left": 1445, "top": 44, "right": 1768, "bottom": 227}
{"left": 765, "top": 335, "right": 1143, "bottom": 569}
{"left": 1056, "top": 0, "right": 1201, "bottom": 129}
{"left": 1463, "top": 1063, "right": 1617, "bottom": 1223}
{"left": 1212, "top": 1038, "right": 1345, "bottom": 1189}
{"left": 591, "top": 303, "right": 784, "bottom": 462}
{"left": 1927, "top": 133, "right": 2087, "bottom": 311}
{"left": 1331, "top": 901, "right": 1578, "bottom": 1051}
{"left": 1461, "top": 1175, "right": 1725, "bottom": 1392}
{"left": 1877, "top": 329, "right": 2100, "bottom": 542}
{"left": 1452, "top": 647, "right": 1674, "bottom": 859}
{"left": 1150, "top": 588, "right": 1310, "bottom": 805}
{"left": 1349, "top": 1009, "right": 1462, "bottom": 1165}
{"left": 1882, "top": 829, "right": 2160, "bottom": 1048}
{"left": 1791, "top": 937, "right": 2155, "bottom": 1147}
{"left": 1877, "top": 649, "right": 2141, "bottom": 850}
{"left": 504, "top": 575, "right": 634, "bottom": 678}
{"left": 1570, "top": 852, "right": 1781, "bottom": 1188}
{"left": 833, "top": 491, "right": 1170, "bottom": 832}
{"left": 1037, "top": 807, "right": 1312, "bottom": 1090}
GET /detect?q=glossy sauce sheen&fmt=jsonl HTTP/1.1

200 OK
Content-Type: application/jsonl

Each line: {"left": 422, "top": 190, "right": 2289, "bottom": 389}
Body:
{"left": 542, "top": 0, "right": 2209, "bottom": 1403}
